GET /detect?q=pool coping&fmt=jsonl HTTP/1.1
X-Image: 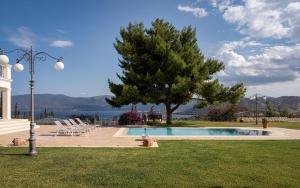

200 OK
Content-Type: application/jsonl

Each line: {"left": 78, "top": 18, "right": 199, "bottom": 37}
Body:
{"left": 113, "top": 127, "right": 300, "bottom": 140}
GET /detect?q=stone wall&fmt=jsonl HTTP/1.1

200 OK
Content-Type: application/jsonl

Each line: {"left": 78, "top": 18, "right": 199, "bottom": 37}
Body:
{"left": 238, "top": 117, "right": 300, "bottom": 122}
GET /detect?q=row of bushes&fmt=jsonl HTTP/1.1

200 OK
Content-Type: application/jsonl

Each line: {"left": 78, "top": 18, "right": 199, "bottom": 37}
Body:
{"left": 70, "top": 106, "right": 292, "bottom": 125}
{"left": 118, "top": 111, "right": 142, "bottom": 125}
{"left": 120, "top": 106, "right": 237, "bottom": 124}
{"left": 207, "top": 104, "right": 238, "bottom": 121}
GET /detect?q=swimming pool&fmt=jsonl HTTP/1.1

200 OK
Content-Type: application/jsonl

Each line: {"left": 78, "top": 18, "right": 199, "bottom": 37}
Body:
{"left": 127, "top": 128, "right": 271, "bottom": 136}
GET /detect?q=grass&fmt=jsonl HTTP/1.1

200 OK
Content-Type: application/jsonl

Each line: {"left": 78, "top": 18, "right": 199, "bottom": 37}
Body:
{"left": 0, "top": 140, "right": 300, "bottom": 187}
{"left": 147, "top": 120, "right": 300, "bottom": 129}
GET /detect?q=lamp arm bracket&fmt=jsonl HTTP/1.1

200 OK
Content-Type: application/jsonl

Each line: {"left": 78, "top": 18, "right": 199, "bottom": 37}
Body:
{"left": 1, "top": 48, "right": 30, "bottom": 56}
{"left": 33, "top": 52, "right": 62, "bottom": 62}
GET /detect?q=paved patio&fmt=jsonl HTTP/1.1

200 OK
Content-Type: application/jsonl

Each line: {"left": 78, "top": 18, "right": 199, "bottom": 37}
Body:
{"left": 1, "top": 126, "right": 300, "bottom": 148}
{"left": 0, "top": 125, "right": 143, "bottom": 147}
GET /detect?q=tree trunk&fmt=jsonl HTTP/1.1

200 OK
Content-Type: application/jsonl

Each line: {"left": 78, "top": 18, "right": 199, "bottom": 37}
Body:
{"left": 166, "top": 103, "right": 172, "bottom": 124}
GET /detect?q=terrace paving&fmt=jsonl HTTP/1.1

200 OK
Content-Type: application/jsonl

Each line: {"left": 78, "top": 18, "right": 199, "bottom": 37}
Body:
{"left": 0, "top": 125, "right": 300, "bottom": 148}
{"left": 0, "top": 125, "right": 143, "bottom": 147}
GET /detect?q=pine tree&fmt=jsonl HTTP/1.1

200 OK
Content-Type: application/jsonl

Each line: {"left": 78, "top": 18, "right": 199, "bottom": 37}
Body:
{"left": 44, "top": 108, "right": 48, "bottom": 118}
{"left": 49, "top": 111, "right": 54, "bottom": 117}
{"left": 14, "top": 103, "right": 18, "bottom": 118}
{"left": 107, "top": 19, "right": 246, "bottom": 124}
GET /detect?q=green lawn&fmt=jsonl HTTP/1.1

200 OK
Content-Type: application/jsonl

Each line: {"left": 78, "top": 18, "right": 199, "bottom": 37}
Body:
{"left": 147, "top": 120, "right": 300, "bottom": 129}
{"left": 1, "top": 141, "right": 300, "bottom": 187}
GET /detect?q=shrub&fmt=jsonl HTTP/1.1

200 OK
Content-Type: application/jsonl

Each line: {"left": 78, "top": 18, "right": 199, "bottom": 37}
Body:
{"left": 118, "top": 111, "right": 142, "bottom": 125}
{"left": 208, "top": 104, "right": 238, "bottom": 121}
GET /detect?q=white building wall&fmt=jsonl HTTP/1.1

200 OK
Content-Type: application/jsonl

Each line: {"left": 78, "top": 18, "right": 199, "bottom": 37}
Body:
{"left": 0, "top": 64, "right": 12, "bottom": 120}
{"left": 2, "top": 88, "right": 11, "bottom": 120}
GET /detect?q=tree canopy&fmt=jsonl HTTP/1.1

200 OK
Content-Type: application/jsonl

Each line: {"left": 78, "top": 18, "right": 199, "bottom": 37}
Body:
{"left": 106, "top": 19, "right": 246, "bottom": 124}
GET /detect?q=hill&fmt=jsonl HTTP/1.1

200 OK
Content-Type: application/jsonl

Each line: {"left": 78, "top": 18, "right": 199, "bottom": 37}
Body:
{"left": 11, "top": 94, "right": 300, "bottom": 115}
{"left": 11, "top": 94, "right": 164, "bottom": 112}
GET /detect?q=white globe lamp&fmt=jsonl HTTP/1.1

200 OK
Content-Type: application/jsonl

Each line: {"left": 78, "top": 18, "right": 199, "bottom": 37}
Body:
{"left": 14, "top": 63, "right": 24, "bottom": 72}
{"left": 54, "top": 60, "right": 64, "bottom": 71}
{"left": 0, "top": 54, "right": 9, "bottom": 65}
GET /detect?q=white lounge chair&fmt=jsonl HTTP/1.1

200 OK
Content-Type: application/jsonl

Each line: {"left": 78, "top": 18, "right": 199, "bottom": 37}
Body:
{"left": 75, "top": 118, "right": 97, "bottom": 129}
{"left": 69, "top": 119, "right": 92, "bottom": 133}
{"left": 63, "top": 120, "right": 88, "bottom": 135}
{"left": 54, "top": 121, "right": 74, "bottom": 136}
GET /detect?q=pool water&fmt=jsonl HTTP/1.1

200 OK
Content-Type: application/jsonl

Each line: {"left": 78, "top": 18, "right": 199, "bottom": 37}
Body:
{"left": 127, "top": 128, "right": 270, "bottom": 136}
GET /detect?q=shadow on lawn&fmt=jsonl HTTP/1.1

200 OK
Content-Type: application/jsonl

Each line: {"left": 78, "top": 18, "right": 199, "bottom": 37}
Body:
{"left": 0, "top": 148, "right": 30, "bottom": 157}
{"left": 0, "top": 153, "right": 29, "bottom": 156}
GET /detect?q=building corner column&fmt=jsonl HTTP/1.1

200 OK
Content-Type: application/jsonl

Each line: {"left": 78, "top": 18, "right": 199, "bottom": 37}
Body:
{"left": 2, "top": 88, "right": 11, "bottom": 120}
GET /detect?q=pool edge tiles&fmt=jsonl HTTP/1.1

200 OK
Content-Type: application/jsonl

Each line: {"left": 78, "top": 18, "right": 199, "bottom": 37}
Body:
{"left": 113, "top": 127, "right": 300, "bottom": 140}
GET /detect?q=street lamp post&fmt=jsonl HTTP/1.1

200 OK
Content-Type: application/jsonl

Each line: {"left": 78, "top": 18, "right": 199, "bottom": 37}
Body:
{"left": 0, "top": 46, "right": 64, "bottom": 156}
{"left": 250, "top": 93, "right": 267, "bottom": 125}
{"left": 255, "top": 93, "right": 258, "bottom": 125}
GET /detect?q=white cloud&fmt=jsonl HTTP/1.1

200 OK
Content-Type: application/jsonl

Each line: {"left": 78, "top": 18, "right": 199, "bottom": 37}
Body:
{"left": 5, "top": 27, "right": 74, "bottom": 48}
{"left": 56, "top": 29, "right": 68, "bottom": 34}
{"left": 223, "top": 6, "right": 245, "bottom": 23}
{"left": 246, "top": 78, "right": 300, "bottom": 97}
{"left": 217, "top": 39, "right": 300, "bottom": 85}
{"left": 210, "top": 0, "right": 218, "bottom": 8}
{"left": 218, "top": 38, "right": 263, "bottom": 68}
{"left": 8, "top": 26, "right": 36, "bottom": 48}
{"left": 205, "top": 1, "right": 300, "bottom": 96}
{"left": 177, "top": 4, "right": 208, "bottom": 18}
{"left": 50, "top": 40, "right": 74, "bottom": 48}
{"left": 211, "top": 0, "right": 300, "bottom": 41}
{"left": 286, "top": 2, "right": 300, "bottom": 12}
{"left": 210, "top": 0, "right": 231, "bottom": 11}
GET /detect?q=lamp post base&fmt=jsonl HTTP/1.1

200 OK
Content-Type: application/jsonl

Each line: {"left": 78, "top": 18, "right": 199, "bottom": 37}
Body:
{"left": 28, "top": 122, "right": 37, "bottom": 156}
{"left": 28, "top": 151, "right": 38, "bottom": 156}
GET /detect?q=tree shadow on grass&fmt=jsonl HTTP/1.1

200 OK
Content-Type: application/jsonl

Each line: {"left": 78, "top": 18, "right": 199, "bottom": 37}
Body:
{"left": 0, "top": 152, "right": 29, "bottom": 156}
{"left": 0, "top": 147, "right": 30, "bottom": 157}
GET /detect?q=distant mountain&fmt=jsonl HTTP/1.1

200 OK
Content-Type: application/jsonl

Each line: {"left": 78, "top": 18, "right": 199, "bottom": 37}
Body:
{"left": 178, "top": 96, "right": 300, "bottom": 115}
{"left": 11, "top": 94, "right": 300, "bottom": 115}
{"left": 11, "top": 94, "right": 164, "bottom": 112}
{"left": 238, "top": 96, "right": 300, "bottom": 112}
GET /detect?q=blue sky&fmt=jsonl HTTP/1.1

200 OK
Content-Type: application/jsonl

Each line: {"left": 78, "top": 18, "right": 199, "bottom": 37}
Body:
{"left": 1, "top": 0, "right": 300, "bottom": 97}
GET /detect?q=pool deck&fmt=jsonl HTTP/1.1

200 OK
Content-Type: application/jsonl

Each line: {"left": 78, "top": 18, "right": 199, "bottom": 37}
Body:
{"left": 0, "top": 125, "right": 300, "bottom": 147}
{"left": 0, "top": 125, "right": 144, "bottom": 147}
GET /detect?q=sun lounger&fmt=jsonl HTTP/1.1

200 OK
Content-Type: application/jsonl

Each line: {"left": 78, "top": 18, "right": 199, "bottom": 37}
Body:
{"left": 69, "top": 119, "right": 92, "bottom": 132}
{"left": 62, "top": 120, "right": 88, "bottom": 134}
{"left": 75, "top": 118, "right": 97, "bottom": 129}
{"left": 54, "top": 121, "right": 75, "bottom": 136}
